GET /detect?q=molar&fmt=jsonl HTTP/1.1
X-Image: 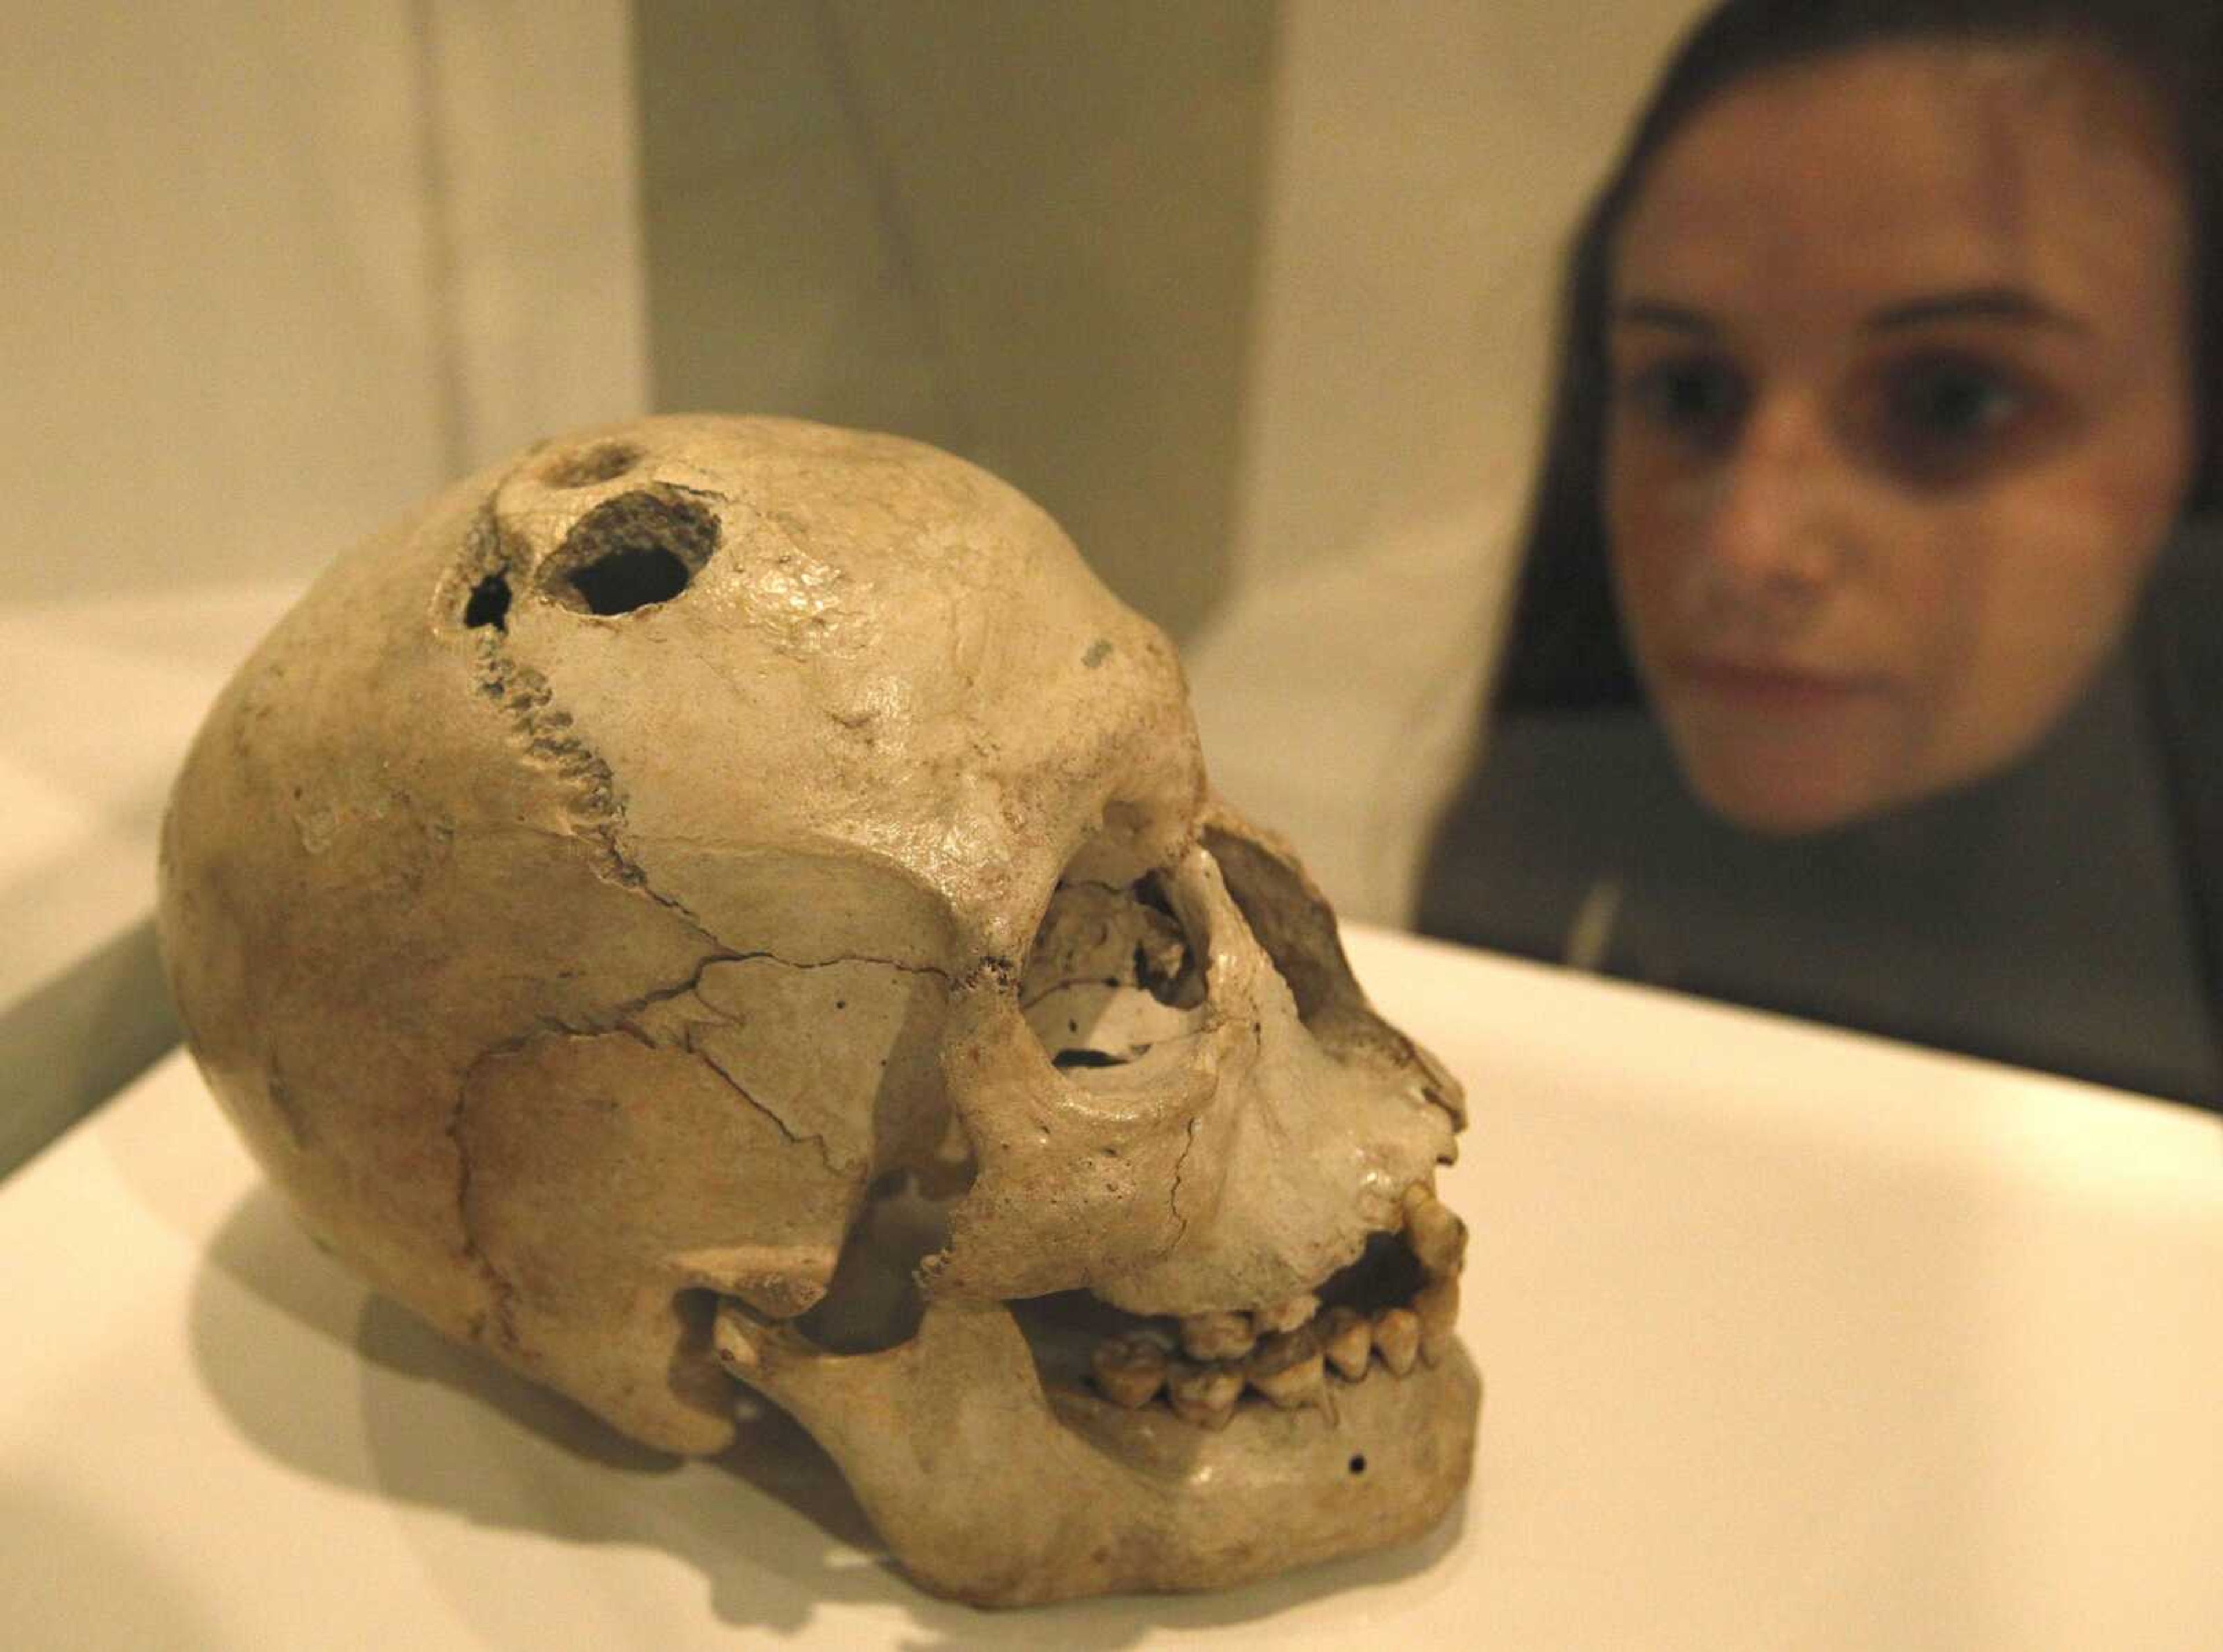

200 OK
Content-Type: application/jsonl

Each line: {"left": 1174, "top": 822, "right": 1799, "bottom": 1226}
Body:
{"left": 1246, "top": 1329, "right": 1326, "bottom": 1410}
{"left": 1166, "top": 1360, "right": 1244, "bottom": 1430}
{"left": 1179, "top": 1309, "right": 1256, "bottom": 1363}
{"left": 1091, "top": 1335, "right": 1168, "bottom": 1408}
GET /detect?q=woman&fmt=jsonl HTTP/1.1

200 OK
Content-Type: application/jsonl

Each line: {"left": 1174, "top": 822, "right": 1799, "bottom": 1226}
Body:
{"left": 1419, "top": 0, "right": 2223, "bottom": 1105}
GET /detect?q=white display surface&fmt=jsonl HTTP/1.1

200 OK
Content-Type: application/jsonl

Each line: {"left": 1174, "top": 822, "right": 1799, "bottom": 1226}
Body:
{"left": 0, "top": 583, "right": 306, "bottom": 1009}
{"left": 7, "top": 925, "right": 2220, "bottom": 1649}
{"left": 0, "top": 582, "right": 310, "bottom": 1176}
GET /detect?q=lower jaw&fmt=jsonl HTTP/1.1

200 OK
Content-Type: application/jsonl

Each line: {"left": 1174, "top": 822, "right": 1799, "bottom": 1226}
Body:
{"left": 960, "top": 1245, "right": 1481, "bottom": 1602}
{"left": 739, "top": 1184, "right": 1481, "bottom": 1604}
{"left": 1007, "top": 1337, "right": 1484, "bottom": 1605}
{"left": 718, "top": 1288, "right": 1481, "bottom": 1607}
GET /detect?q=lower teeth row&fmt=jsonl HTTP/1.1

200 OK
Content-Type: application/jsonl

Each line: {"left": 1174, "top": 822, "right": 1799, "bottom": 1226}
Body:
{"left": 1088, "top": 1280, "right": 1458, "bottom": 1427}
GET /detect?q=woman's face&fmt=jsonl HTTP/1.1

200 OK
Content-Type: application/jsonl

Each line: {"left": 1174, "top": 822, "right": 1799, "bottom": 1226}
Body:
{"left": 1605, "top": 41, "right": 2194, "bottom": 834}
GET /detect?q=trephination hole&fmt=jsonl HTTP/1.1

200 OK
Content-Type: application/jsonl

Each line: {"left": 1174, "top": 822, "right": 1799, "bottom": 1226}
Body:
{"left": 463, "top": 571, "right": 512, "bottom": 630}
{"left": 540, "top": 489, "right": 721, "bottom": 618}
{"left": 570, "top": 545, "right": 690, "bottom": 615}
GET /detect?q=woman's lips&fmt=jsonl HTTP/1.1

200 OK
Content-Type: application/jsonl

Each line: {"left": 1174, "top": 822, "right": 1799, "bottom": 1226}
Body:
{"left": 1668, "top": 658, "right": 1886, "bottom": 713}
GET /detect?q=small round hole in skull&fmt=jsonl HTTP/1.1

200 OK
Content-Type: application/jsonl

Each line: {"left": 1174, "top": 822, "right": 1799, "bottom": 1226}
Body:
{"left": 1021, "top": 870, "right": 1208, "bottom": 1071}
{"left": 461, "top": 571, "right": 512, "bottom": 631}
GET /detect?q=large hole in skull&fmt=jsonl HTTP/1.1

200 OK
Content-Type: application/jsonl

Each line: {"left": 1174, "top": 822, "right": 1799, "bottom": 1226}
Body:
{"left": 1020, "top": 870, "right": 1208, "bottom": 1073}
{"left": 538, "top": 489, "right": 720, "bottom": 616}
{"left": 572, "top": 545, "right": 690, "bottom": 614}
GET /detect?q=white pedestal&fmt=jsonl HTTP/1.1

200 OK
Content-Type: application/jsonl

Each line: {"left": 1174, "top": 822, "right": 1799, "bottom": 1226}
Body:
{"left": 8, "top": 926, "right": 2218, "bottom": 1649}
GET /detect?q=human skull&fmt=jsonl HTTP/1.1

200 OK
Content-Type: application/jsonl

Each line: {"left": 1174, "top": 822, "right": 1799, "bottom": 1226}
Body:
{"left": 159, "top": 415, "right": 1478, "bottom": 1606}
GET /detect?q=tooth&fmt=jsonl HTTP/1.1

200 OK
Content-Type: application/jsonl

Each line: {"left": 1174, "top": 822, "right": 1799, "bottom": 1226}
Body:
{"left": 1180, "top": 1309, "right": 1256, "bottom": 1363}
{"left": 1253, "top": 1293, "right": 1319, "bottom": 1335}
{"left": 1371, "top": 1306, "right": 1421, "bottom": 1376}
{"left": 1319, "top": 1306, "right": 1371, "bottom": 1382}
{"left": 1403, "top": 1187, "right": 1468, "bottom": 1279}
{"left": 1414, "top": 1277, "right": 1460, "bottom": 1365}
{"left": 1167, "top": 1360, "right": 1244, "bottom": 1430}
{"left": 1247, "top": 1330, "right": 1326, "bottom": 1410}
{"left": 1091, "top": 1335, "right": 1168, "bottom": 1408}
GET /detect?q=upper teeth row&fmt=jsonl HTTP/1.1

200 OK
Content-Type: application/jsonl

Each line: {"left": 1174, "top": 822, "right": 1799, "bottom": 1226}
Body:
{"left": 1087, "top": 1185, "right": 1466, "bottom": 1429}
{"left": 1177, "top": 1294, "right": 1312, "bottom": 1362}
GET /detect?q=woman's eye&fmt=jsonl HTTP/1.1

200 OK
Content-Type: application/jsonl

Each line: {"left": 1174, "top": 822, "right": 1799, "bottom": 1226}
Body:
{"left": 1877, "top": 355, "right": 2028, "bottom": 473}
{"left": 1621, "top": 357, "right": 1747, "bottom": 447}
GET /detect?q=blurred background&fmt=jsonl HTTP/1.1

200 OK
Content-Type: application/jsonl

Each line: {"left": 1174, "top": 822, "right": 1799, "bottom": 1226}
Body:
{"left": 0, "top": 0, "right": 1713, "bottom": 1162}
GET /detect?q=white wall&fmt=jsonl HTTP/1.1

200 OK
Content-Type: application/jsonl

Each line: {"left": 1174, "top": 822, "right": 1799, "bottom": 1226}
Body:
{"left": 626, "top": 0, "right": 1715, "bottom": 928}
{"left": 0, "top": 1, "right": 645, "bottom": 604}
{"left": 2, "top": 4, "right": 448, "bottom": 600}
{"left": 633, "top": 0, "right": 1277, "bottom": 643}
{"left": 1187, "top": 0, "right": 1714, "bottom": 925}
{"left": 0, "top": 0, "right": 647, "bottom": 1168}
{"left": 0, "top": 0, "right": 1727, "bottom": 1166}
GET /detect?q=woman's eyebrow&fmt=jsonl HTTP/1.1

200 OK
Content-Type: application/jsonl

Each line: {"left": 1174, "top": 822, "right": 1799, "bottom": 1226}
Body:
{"left": 1611, "top": 289, "right": 2095, "bottom": 337}
{"left": 1611, "top": 299, "right": 1717, "bottom": 333}
{"left": 1864, "top": 287, "right": 2093, "bottom": 333}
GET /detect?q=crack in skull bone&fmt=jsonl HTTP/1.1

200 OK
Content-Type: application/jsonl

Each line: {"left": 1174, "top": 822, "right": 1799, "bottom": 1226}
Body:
{"left": 684, "top": 1031, "right": 843, "bottom": 1179}
{"left": 474, "top": 640, "right": 728, "bottom": 948}
{"left": 448, "top": 944, "right": 960, "bottom": 1334}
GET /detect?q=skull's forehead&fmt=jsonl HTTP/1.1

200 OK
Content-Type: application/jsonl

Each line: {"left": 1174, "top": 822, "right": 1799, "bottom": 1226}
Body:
{"left": 479, "top": 416, "right": 1204, "bottom": 964}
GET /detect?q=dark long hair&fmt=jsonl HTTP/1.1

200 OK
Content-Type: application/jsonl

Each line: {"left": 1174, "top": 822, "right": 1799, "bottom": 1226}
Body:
{"left": 1492, "top": 0, "right": 2223, "bottom": 715}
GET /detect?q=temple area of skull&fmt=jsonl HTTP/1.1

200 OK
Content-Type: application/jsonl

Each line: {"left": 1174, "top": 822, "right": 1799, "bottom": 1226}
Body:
{"left": 761, "top": 856, "right": 1467, "bottom": 1436}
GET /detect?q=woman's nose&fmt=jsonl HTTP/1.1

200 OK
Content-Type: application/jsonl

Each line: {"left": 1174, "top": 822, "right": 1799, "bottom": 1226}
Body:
{"left": 1685, "top": 395, "right": 1843, "bottom": 626}
{"left": 1707, "top": 397, "right": 1835, "bottom": 570}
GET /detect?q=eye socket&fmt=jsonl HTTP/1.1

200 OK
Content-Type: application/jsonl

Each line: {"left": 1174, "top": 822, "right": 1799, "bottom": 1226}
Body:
{"left": 1617, "top": 353, "right": 1749, "bottom": 454}
{"left": 1021, "top": 872, "right": 1207, "bottom": 1075}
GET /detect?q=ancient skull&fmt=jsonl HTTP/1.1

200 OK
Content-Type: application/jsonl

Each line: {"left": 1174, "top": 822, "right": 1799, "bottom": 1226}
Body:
{"left": 158, "top": 415, "right": 1478, "bottom": 1606}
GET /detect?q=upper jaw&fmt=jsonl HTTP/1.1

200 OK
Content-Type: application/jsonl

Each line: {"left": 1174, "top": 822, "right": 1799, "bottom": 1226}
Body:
{"left": 1027, "top": 1179, "right": 1468, "bottom": 1433}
